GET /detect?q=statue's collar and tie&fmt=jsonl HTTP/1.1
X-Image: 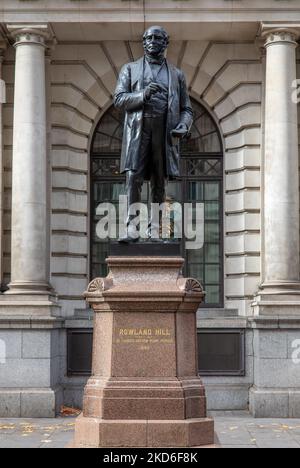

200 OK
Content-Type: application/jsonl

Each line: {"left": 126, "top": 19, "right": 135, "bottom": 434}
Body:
{"left": 145, "top": 54, "right": 166, "bottom": 66}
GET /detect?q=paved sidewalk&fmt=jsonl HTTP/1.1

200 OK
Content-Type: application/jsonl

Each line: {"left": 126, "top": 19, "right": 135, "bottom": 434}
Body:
{"left": 0, "top": 411, "right": 300, "bottom": 448}
{"left": 0, "top": 417, "right": 75, "bottom": 448}
{"left": 211, "top": 411, "right": 300, "bottom": 448}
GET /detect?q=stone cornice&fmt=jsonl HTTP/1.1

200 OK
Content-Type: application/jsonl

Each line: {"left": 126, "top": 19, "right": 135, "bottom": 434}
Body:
{"left": 3, "top": 1, "right": 300, "bottom": 24}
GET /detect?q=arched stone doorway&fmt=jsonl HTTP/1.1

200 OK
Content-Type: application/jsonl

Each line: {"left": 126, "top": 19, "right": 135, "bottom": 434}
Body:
{"left": 90, "top": 98, "right": 224, "bottom": 307}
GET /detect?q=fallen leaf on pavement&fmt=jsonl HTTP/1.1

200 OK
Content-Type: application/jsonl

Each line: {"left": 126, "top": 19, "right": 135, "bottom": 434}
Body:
{"left": 60, "top": 406, "right": 81, "bottom": 416}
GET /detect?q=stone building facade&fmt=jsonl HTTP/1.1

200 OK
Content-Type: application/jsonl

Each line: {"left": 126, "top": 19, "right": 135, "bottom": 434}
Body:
{"left": 0, "top": 0, "right": 300, "bottom": 418}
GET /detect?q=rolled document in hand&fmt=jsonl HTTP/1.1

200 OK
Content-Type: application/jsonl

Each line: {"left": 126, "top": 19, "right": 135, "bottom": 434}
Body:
{"left": 171, "top": 127, "right": 187, "bottom": 138}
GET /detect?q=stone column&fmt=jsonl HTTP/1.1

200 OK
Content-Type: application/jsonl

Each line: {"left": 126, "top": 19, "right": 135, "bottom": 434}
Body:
{"left": 0, "top": 44, "right": 6, "bottom": 292}
{"left": 7, "top": 27, "right": 52, "bottom": 296}
{"left": 250, "top": 26, "right": 300, "bottom": 418}
{"left": 254, "top": 27, "right": 300, "bottom": 310}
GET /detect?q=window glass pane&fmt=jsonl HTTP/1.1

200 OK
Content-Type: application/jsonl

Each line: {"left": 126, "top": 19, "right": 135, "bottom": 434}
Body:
{"left": 111, "top": 183, "right": 126, "bottom": 201}
{"left": 205, "top": 183, "right": 219, "bottom": 201}
{"left": 205, "top": 285, "right": 220, "bottom": 304}
{"left": 187, "top": 248, "right": 204, "bottom": 264}
{"left": 92, "top": 263, "right": 108, "bottom": 279}
{"left": 205, "top": 202, "right": 219, "bottom": 220}
{"left": 205, "top": 265, "right": 220, "bottom": 284}
{"left": 92, "top": 158, "right": 121, "bottom": 177}
{"left": 91, "top": 108, "right": 124, "bottom": 154}
{"left": 206, "top": 244, "right": 220, "bottom": 263}
{"left": 181, "top": 104, "right": 221, "bottom": 154}
{"left": 92, "top": 242, "right": 109, "bottom": 260}
{"left": 205, "top": 222, "right": 219, "bottom": 242}
{"left": 93, "top": 132, "right": 111, "bottom": 152}
{"left": 93, "top": 183, "right": 111, "bottom": 203}
{"left": 188, "top": 182, "right": 204, "bottom": 201}
{"left": 166, "top": 182, "right": 182, "bottom": 203}
{"left": 188, "top": 264, "right": 204, "bottom": 284}
{"left": 201, "top": 133, "right": 221, "bottom": 153}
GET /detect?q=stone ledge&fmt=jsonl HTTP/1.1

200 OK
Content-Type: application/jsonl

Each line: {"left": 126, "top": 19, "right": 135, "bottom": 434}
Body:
{"left": 65, "top": 318, "right": 93, "bottom": 329}
{"left": 249, "top": 316, "right": 300, "bottom": 329}
{"left": 0, "top": 387, "right": 63, "bottom": 418}
{"left": 197, "top": 317, "right": 248, "bottom": 329}
{"left": 198, "top": 308, "right": 239, "bottom": 319}
{"left": 250, "top": 387, "right": 300, "bottom": 418}
{"left": 204, "top": 383, "right": 250, "bottom": 411}
{"left": 0, "top": 315, "right": 64, "bottom": 329}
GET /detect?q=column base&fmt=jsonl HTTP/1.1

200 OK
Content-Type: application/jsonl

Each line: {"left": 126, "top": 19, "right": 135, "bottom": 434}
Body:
{"left": 0, "top": 295, "right": 60, "bottom": 317}
{"left": 6, "top": 280, "right": 55, "bottom": 296}
{"left": 0, "top": 281, "right": 60, "bottom": 316}
{"left": 252, "top": 281, "right": 300, "bottom": 316}
{"left": 258, "top": 280, "right": 300, "bottom": 295}
{"left": 73, "top": 414, "right": 214, "bottom": 448}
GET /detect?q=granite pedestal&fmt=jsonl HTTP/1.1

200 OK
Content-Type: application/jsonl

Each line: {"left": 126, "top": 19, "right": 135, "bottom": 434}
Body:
{"left": 72, "top": 256, "right": 214, "bottom": 447}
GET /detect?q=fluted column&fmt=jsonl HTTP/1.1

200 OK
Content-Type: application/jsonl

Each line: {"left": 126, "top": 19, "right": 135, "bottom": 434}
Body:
{"left": 0, "top": 44, "right": 6, "bottom": 292}
{"left": 8, "top": 26, "right": 52, "bottom": 295}
{"left": 260, "top": 28, "right": 300, "bottom": 297}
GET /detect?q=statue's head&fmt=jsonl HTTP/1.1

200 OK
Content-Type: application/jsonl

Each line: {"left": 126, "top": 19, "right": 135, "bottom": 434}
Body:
{"left": 143, "top": 26, "right": 169, "bottom": 57}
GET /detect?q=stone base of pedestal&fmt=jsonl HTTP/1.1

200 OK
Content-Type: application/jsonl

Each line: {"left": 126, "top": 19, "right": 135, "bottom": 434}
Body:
{"left": 71, "top": 256, "right": 214, "bottom": 448}
{"left": 248, "top": 315, "right": 300, "bottom": 418}
{"left": 73, "top": 414, "right": 214, "bottom": 448}
{"left": 82, "top": 376, "right": 207, "bottom": 418}
{"left": 0, "top": 311, "right": 64, "bottom": 417}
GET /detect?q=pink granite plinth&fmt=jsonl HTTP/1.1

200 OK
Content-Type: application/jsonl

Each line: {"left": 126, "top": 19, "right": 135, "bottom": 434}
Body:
{"left": 72, "top": 257, "right": 214, "bottom": 448}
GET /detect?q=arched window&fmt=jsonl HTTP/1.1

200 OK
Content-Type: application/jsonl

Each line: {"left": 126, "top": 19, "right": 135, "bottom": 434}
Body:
{"left": 90, "top": 99, "right": 223, "bottom": 307}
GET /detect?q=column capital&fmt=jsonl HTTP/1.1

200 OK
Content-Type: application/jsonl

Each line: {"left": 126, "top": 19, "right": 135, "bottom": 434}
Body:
{"left": 7, "top": 24, "right": 53, "bottom": 48}
{"left": 259, "top": 22, "right": 300, "bottom": 48}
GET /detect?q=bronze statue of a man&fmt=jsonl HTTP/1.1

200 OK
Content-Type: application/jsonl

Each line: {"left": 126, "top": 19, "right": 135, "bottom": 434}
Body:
{"left": 114, "top": 26, "right": 193, "bottom": 243}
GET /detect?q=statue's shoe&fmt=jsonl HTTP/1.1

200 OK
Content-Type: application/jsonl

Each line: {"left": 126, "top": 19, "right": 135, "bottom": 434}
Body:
{"left": 145, "top": 237, "right": 164, "bottom": 243}
{"left": 118, "top": 235, "right": 139, "bottom": 244}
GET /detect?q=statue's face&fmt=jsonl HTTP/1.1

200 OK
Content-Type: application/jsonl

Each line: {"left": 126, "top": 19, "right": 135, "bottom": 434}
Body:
{"left": 143, "top": 27, "right": 168, "bottom": 57}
